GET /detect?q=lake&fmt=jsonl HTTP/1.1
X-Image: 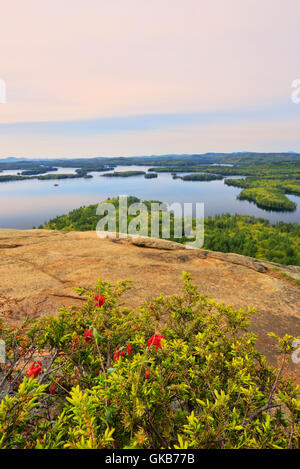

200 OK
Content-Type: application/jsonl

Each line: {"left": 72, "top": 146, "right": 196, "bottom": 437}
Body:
{"left": 0, "top": 165, "right": 299, "bottom": 229}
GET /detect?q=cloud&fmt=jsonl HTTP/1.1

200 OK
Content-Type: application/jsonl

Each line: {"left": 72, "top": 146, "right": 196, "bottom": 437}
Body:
{"left": 1, "top": 109, "right": 300, "bottom": 158}
{"left": 0, "top": 0, "right": 300, "bottom": 154}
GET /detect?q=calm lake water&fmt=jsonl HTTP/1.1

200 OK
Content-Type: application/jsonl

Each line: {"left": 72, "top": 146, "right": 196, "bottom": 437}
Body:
{"left": 0, "top": 165, "right": 299, "bottom": 229}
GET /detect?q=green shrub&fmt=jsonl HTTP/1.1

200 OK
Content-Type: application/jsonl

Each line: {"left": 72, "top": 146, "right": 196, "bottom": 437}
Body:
{"left": 0, "top": 273, "right": 299, "bottom": 449}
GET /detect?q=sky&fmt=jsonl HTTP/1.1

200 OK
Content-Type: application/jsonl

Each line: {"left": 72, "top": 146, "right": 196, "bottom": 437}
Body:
{"left": 0, "top": 0, "right": 300, "bottom": 158}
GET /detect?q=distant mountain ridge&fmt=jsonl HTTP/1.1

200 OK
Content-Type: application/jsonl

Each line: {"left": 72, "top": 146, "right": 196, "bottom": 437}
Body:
{"left": 0, "top": 157, "right": 28, "bottom": 162}
{"left": 1, "top": 152, "right": 300, "bottom": 167}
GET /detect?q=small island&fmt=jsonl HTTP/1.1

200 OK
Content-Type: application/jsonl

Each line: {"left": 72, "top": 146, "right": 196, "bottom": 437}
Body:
{"left": 21, "top": 167, "right": 58, "bottom": 176}
{"left": 174, "top": 173, "right": 224, "bottom": 181}
{"left": 0, "top": 173, "right": 93, "bottom": 183}
{"left": 102, "top": 171, "right": 146, "bottom": 177}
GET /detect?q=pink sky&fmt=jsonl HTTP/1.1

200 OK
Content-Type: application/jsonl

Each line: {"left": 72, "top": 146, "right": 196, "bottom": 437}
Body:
{"left": 0, "top": 0, "right": 300, "bottom": 157}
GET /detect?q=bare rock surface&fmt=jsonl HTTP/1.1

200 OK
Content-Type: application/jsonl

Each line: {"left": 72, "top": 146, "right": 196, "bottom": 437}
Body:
{"left": 1, "top": 229, "right": 300, "bottom": 381}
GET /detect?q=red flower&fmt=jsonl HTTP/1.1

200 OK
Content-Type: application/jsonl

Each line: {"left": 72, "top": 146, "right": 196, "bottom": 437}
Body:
{"left": 84, "top": 329, "right": 93, "bottom": 343}
{"left": 113, "top": 343, "right": 133, "bottom": 362}
{"left": 49, "top": 383, "right": 56, "bottom": 395}
{"left": 145, "top": 368, "right": 151, "bottom": 379}
{"left": 147, "top": 334, "right": 165, "bottom": 351}
{"left": 113, "top": 346, "right": 120, "bottom": 362}
{"left": 27, "top": 361, "right": 43, "bottom": 379}
{"left": 113, "top": 345, "right": 127, "bottom": 362}
{"left": 94, "top": 294, "right": 106, "bottom": 307}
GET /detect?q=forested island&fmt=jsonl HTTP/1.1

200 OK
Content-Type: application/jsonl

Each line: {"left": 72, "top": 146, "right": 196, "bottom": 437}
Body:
{"left": 148, "top": 161, "right": 300, "bottom": 211}
{"left": 225, "top": 178, "right": 300, "bottom": 211}
{"left": 173, "top": 173, "right": 224, "bottom": 181}
{"left": 20, "top": 167, "right": 58, "bottom": 176}
{"left": 0, "top": 173, "right": 93, "bottom": 183}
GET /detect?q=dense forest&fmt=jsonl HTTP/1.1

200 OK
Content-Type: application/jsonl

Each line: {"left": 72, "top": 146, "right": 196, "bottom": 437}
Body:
{"left": 148, "top": 161, "right": 300, "bottom": 177}
{"left": 41, "top": 198, "right": 300, "bottom": 266}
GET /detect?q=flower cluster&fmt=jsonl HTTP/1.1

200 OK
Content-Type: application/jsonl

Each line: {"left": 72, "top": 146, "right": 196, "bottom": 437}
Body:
{"left": 94, "top": 294, "right": 106, "bottom": 308}
{"left": 147, "top": 334, "right": 164, "bottom": 351}
{"left": 113, "top": 344, "right": 133, "bottom": 362}
{"left": 84, "top": 329, "right": 93, "bottom": 343}
{"left": 27, "top": 361, "right": 43, "bottom": 379}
